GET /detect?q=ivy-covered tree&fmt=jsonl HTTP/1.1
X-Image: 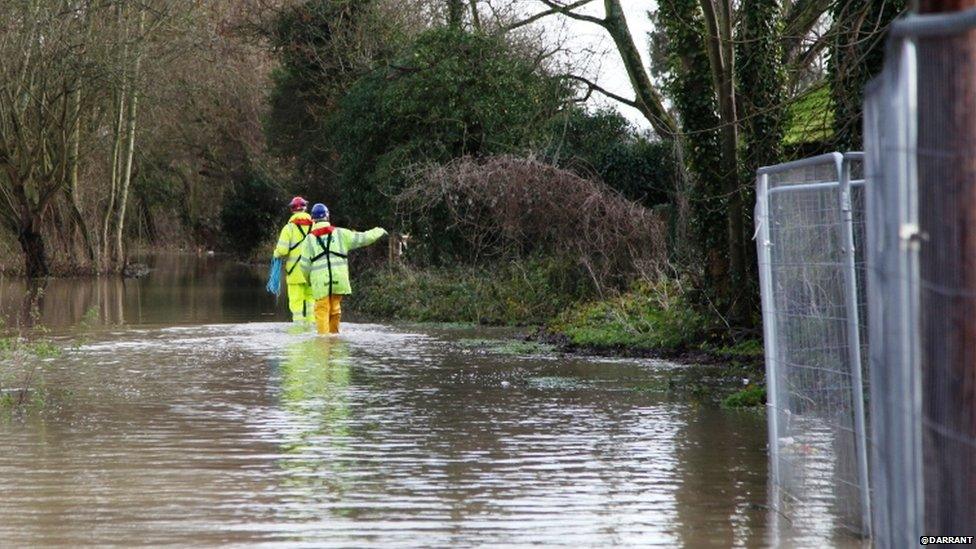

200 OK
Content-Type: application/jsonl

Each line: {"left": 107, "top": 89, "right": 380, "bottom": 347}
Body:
{"left": 736, "top": 0, "right": 787, "bottom": 288}
{"left": 655, "top": 0, "right": 725, "bottom": 291}
{"left": 829, "top": 0, "right": 907, "bottom": 150}
{"left": 522, "top": 0, "right": 901, "bottom": 325}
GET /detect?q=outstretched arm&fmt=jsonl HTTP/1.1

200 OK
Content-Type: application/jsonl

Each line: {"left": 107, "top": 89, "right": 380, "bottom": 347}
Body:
{"left": 340, "top": 227, "right": 387, "bottom": 251}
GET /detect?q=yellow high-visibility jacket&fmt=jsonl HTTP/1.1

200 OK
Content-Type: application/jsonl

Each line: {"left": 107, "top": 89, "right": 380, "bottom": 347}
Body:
{"left": 299, "top": 221, "right": 386, "bottom": 298}
{"left": 273, "top": 212, "right": 313, "bottom": 284}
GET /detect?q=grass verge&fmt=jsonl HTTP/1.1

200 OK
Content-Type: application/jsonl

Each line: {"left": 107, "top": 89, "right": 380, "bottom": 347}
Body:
{"left": 348, "top": 258, "right": 586, "bottom": 326}
{"left": 547, "top": 278, "right": 712, "bottom": 352}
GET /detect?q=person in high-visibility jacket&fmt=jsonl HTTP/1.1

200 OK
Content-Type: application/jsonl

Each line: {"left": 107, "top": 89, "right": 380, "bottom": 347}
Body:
{"left": 299, "top": 203, "right": 387, "bottom": 334}
{"left": 274, "top": 196, "right": 315, "bottom": 323}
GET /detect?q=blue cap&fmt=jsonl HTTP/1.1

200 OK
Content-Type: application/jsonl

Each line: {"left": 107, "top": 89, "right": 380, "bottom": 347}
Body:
{"left": 310, "top": 203, "right": 329, "bottom": 220}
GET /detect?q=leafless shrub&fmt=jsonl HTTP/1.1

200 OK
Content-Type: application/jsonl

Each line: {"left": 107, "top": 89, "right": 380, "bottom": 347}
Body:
{"left": 397, "top": 155, "right": 667, "bottom": 294}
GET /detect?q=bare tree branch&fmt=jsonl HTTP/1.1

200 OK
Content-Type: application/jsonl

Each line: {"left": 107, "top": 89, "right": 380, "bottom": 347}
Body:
{"left": 782, "top": 0, "right": 832, "bottom": 60}
{"left": 562, "top": 74, "right": 638, "bottom": 108}
{"left": 505, "top": 0, "right": 598, "bottom": 31}
{"left": 536, "top": 0, "right": 604, "bottom": 25}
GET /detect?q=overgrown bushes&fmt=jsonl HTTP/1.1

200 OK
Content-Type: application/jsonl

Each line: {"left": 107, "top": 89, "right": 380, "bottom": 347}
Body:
{"left": 398, "top": 155, "right": 668, "bottom": 292}
{"left": 542, "top": 108, "right": 675, "bottom": 208}
{"left": 219, "top": 168, "right": 287, "bottom": 256}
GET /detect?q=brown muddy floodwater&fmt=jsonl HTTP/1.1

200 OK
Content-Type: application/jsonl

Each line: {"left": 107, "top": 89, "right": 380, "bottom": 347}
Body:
{"left": 0, "top": 254, "right": 860, "bottom": 547}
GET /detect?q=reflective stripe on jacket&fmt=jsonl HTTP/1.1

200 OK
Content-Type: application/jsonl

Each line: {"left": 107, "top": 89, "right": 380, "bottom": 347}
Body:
{"left": 298, "top": 221, "right": 386, "bottom": 298}
{"left": 273, "top": 212, "right": 313, "bottom": 284}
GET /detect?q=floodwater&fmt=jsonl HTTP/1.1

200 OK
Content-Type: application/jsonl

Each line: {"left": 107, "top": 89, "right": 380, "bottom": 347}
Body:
{"left": 0, "top": 254, "right": 859, "bottom": 547}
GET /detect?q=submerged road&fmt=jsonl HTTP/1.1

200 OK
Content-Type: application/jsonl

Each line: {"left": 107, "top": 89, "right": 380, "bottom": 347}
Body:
{"left": 0, "top": 254, "right": 857, "bottom": 547}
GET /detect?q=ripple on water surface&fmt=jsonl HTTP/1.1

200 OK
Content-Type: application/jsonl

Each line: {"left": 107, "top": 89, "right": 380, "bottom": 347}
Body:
{"left": 0, "top": 321, "right": 795, "bottom": 546}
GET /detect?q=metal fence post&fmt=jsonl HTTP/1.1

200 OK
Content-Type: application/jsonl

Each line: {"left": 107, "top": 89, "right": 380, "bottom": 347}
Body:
{"left": 756, "top": 172, "right": 780, "bottom": 490}
{"left": 839, "top": 154, "right": 872, "bottom": 537}
{"left": 865, "top": 32, "right": 925, "bottom": 546}
{"left": 899, "top": 36, "right": 925, "bottom": 543}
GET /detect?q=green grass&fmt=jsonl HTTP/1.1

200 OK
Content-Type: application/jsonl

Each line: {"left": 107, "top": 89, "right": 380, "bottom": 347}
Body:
{"left": 549, "top": 278, "right": 712, "bottom": 351}
{"left": 457, "top": 338, "right": 556, "bottom": 355}
{"left": 348, "top": 258, "right": 586, "bottom": 326}
{"left": 0, "top": 335, "right": 63, "bottom": 412}
{"left": 722, "top": 385, "right": 766, "bottom": 408}
{"left": 0, "top": 303, "right": 84, "bottom": 412}
{"left": 706, "top": 338, "right": 764, "bottom": 359}
{"left": 351, "top": 260, "right": 763, "bottom": 364}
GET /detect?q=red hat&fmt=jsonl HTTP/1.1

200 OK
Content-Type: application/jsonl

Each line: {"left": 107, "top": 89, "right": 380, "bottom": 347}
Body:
{"left": 289, "top": 196, "right": 307, "bottom": 212}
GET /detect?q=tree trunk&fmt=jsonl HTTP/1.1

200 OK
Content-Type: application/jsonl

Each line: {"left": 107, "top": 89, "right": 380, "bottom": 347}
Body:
{"left": 668, "top": 139, "right": 693, "bottom": 260}
{"left": 603, "top": 0, "right": 678, "bottom": 138}
{"left": 101, "top": 3, "right": 128, "bottom": 270}
{"left": 68, "top": 0, "right": 96, "bottom": 267}
{"left": 18, "top": 221, "right": 48, "bottom": 278}
{"left": 112, "top": 8, "right": 145, "bottom": 271}
{"left": 916, "top": 0, "right": 976, "bottom": 534}
{"left": 112, "top": 64, "right": 141, "bottom": 269}
{"left": 700, "top": 0, "right": 746, "bottom": 321}
{"left": 69, "top": 82, "right": 95, "bottom": 265}
{"left": 447, "top": 0, "right": 465, "bottom": 27}
{"left": 468, "top": 0, "right": 481, "bottom": 30}
{"left": 102, "top": 87, "right": 124, "bottom": 268}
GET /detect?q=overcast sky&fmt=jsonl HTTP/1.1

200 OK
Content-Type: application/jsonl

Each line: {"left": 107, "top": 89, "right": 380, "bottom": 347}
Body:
{"left": 524, "top": 0, "right": 658, "bottom": 131}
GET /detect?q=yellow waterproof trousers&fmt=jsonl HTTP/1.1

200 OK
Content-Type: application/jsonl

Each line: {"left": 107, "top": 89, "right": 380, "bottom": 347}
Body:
{"left": 314, "top": 295, "right": 343, "bottom": 334}
{"left": 287, "top": 283, "right": 314, "bottom": 322}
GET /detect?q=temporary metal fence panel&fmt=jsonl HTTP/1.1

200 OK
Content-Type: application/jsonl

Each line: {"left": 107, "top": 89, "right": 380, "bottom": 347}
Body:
{"left": 760, "top": 10, "right": 976, "bottom": 545}
{"left": 863, "top": 33, "right": 924, "bottom": 549}
{"left": 756, "top": 152, "right": 871, "bottom": 537}
{"left": 865, "top": 10, "right": 976, "bottom": 546}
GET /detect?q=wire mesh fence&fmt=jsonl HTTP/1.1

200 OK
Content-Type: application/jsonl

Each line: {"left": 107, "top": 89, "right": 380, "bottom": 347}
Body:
{"left": 863, "top": 11, "right": 976, "bottom": 547}
{"left": 863, "top": 31, "right": 923, "bottom": 549}
{"left": 760, "top": 10, "right": 976, "bottom": 546}
{"left": 756, "top": 153, "right": 871, "bottom": 538}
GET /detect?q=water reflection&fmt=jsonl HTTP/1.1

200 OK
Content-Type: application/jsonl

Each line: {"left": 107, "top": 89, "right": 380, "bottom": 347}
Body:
{"left": 673, "top": 409, "right": 768, "bottom": 547}
{"left": 0, "top": 253, "right": 287, "bottom": 329}
{"left": 0, "top": 276, "right": 118, "bottom": 329}
{"left": 276, "top": 337, "right": 353, "bottom": 507}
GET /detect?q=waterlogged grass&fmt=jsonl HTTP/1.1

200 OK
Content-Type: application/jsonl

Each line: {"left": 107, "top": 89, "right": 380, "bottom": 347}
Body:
{"left": 707, "top": 338, "right": 764, "bottom": 359}
{"left": 353, "top": 264, "right": 767, "bottom": 406}
{"left": 352, "top": 262, "right": 765, "bottom": 411}
{"left": 0, "top": 305, "right": 96, "bottom": 412}
{"left": 457, "top": 338, "right": 556, "bottom": 355}
{"left": 550, "top": 278, "right": 712, "bottom": 351}
{"left": 0, "top": 338, "right": 62, "bottom": 359}
{"left": 0, "top": 335, "right": 63, "bottom": 411}
{"left": 630, "top": 361, "right": 765, "bottom": 405}
{"left": 406, "top": 321, "right": 479, "bottom": 330}
{"left": 525, "top": 376, "right": 585, "bottom": 390}
{"left": 722, "top": 385, "right": 766, "bottom": 408}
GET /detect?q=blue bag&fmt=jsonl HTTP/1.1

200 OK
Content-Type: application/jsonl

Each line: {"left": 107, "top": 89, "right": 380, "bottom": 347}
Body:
{"left": 266, "top": 258, "right": 282, "bottom": 297}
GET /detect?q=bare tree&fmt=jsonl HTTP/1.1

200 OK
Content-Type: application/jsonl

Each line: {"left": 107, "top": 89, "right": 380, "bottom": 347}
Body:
{"left": 0, "top": 0, "right": 106, "bottom": 276}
